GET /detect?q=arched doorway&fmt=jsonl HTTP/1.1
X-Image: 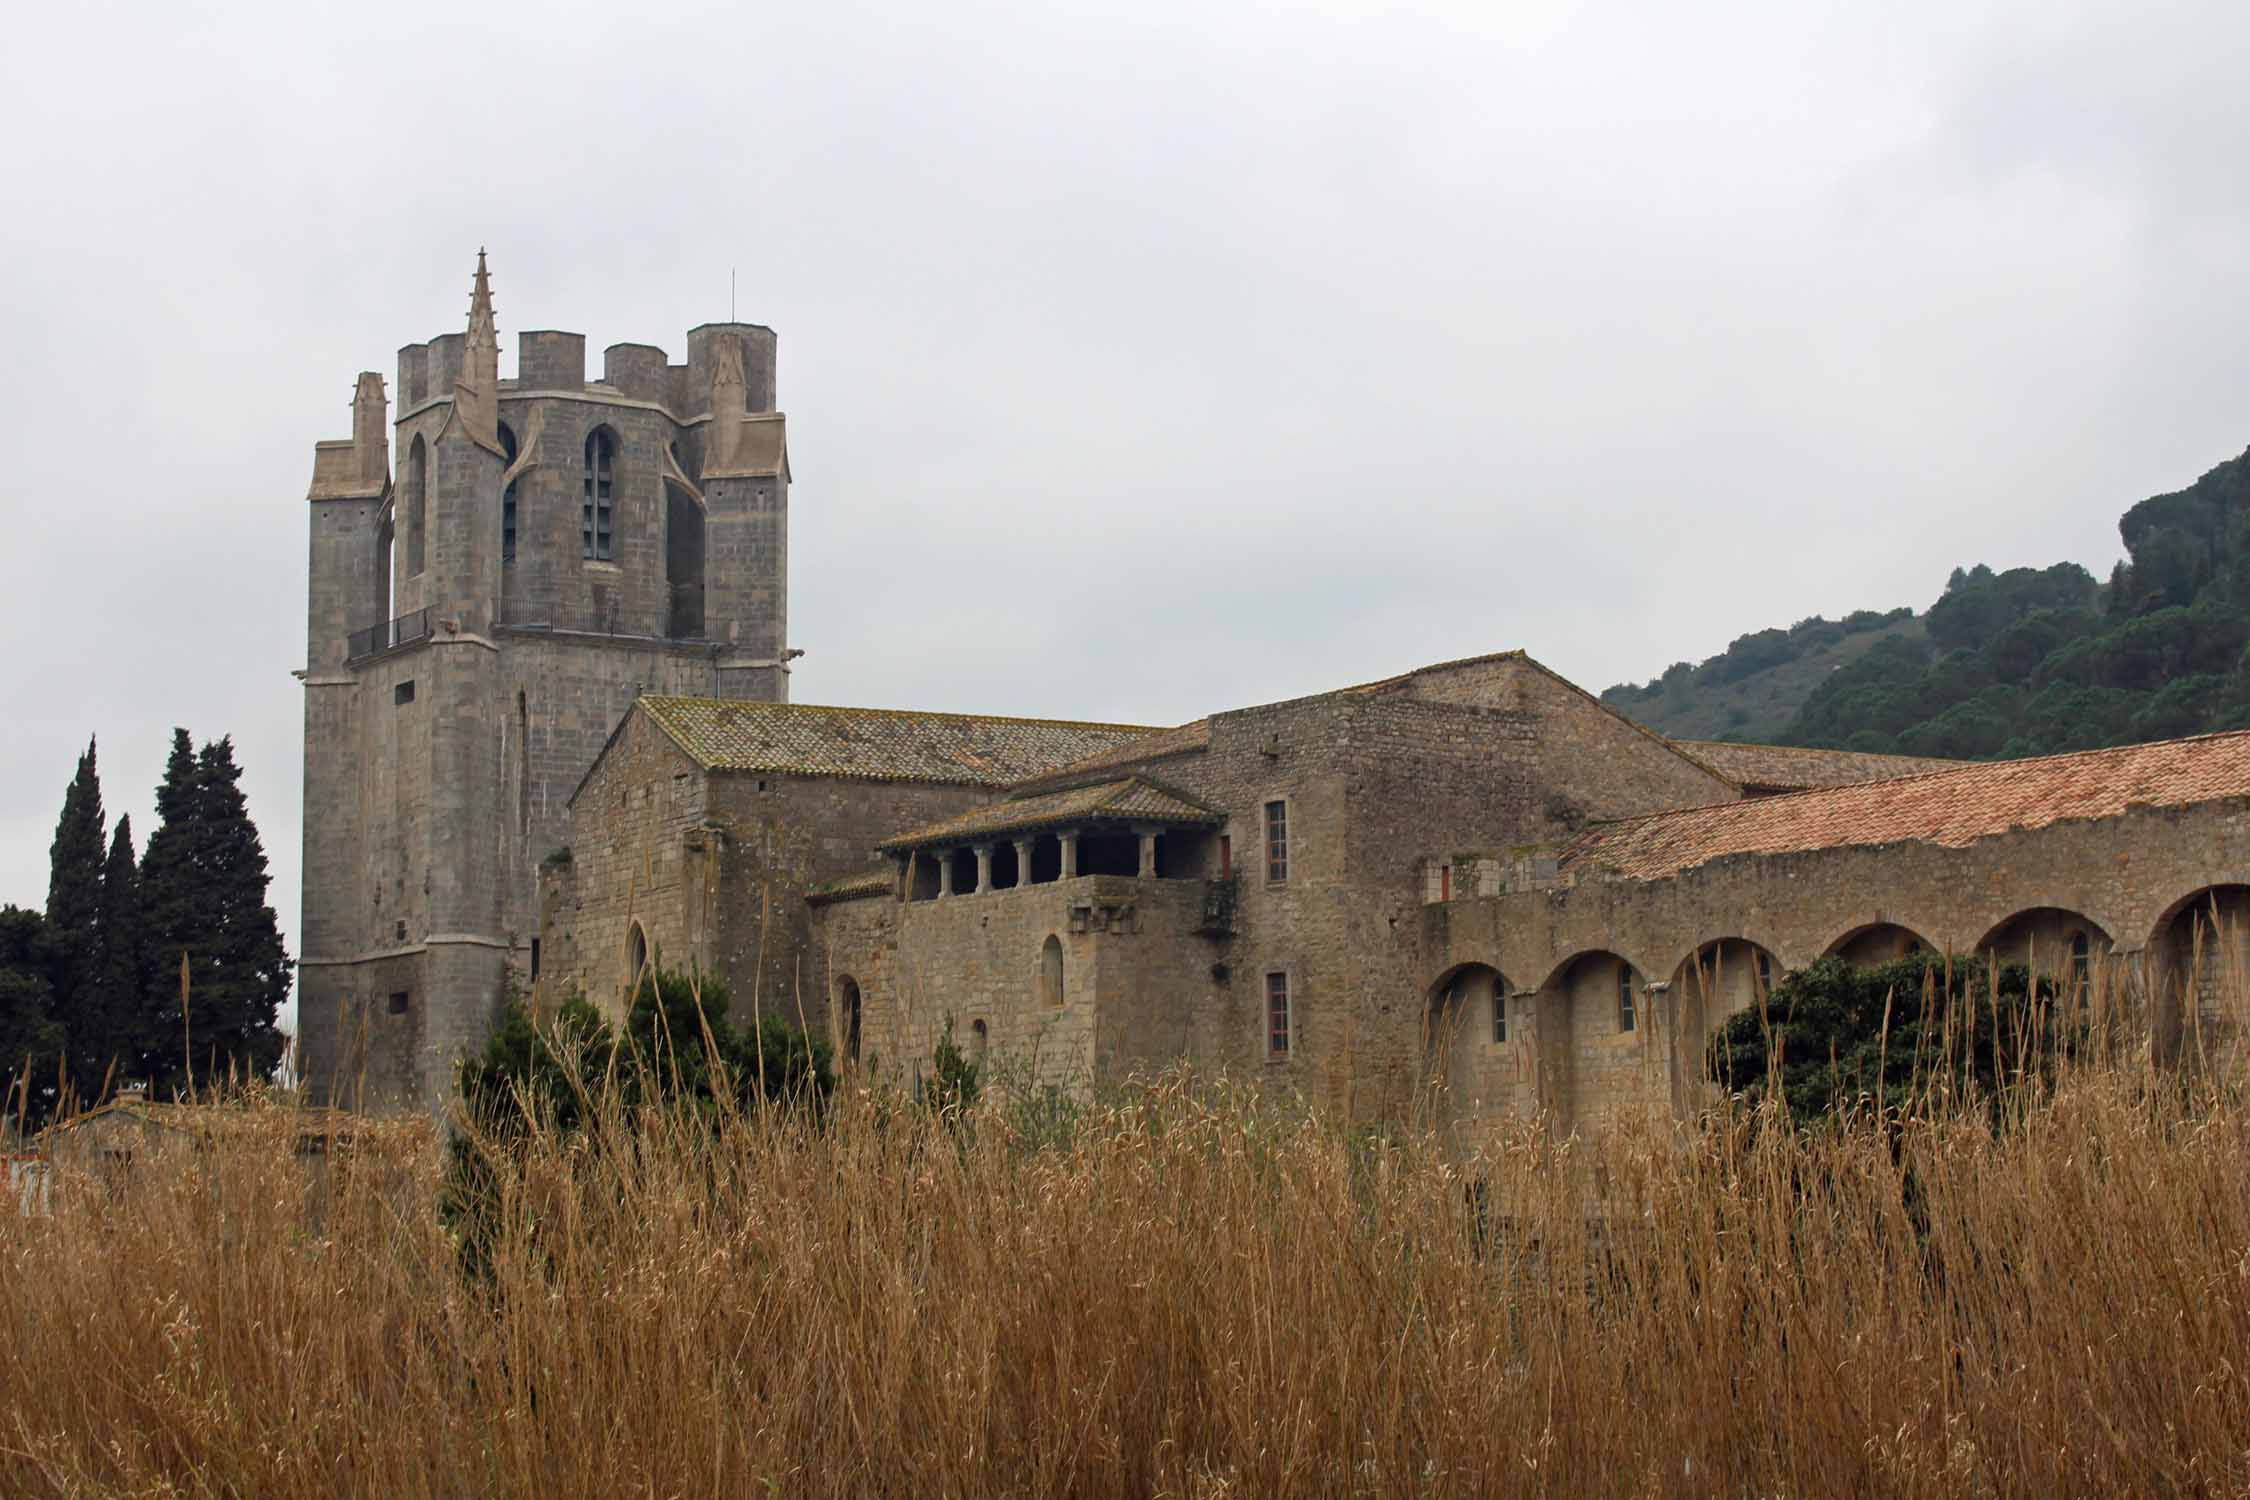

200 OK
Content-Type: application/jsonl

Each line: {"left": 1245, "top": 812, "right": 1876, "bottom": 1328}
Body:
{"left": 2148, "top": 886, "right": 2250, "bottom": 1066}
{"left": 1826, "top": 923, "right": 1930, "bottom": 967}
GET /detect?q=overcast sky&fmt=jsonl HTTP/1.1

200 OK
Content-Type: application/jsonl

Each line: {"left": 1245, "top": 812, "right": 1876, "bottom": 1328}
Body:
{"left": 5, "top": 0, "right": 2248, "bottom": 1030}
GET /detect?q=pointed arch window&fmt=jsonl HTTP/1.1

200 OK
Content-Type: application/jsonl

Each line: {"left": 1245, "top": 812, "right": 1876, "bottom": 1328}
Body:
{"left": 582, "top": 429, "right": 616, "bottom": 560}
{"left": 405, "top": 436, "right": 428, "bottom": 577}
{"left": 499, "top": 423, "right": 520, "bottom": 562}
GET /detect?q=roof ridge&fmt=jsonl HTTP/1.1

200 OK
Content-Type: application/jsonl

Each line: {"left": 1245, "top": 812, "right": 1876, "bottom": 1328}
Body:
{"left": 639, "top": 695, "right": 1158, "bottom": 734}
{"left": 1671, "top": 737, "right": 1961, "bottom": 764}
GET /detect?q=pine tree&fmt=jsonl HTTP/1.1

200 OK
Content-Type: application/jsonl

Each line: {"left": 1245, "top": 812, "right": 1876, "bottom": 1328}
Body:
{"left": 77, "top": 816, "right": 145, "bottom": 1099}
{"left": 138, "top": 733, "right": 291, "bottom": 1095}
{"left": 43, "top": 738, "right": 105, "bottom": 1029}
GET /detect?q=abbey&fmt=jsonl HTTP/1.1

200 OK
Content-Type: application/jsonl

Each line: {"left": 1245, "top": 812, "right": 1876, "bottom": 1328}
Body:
{"left": 305, "top": 256, "right": 2250, "bottom": 1121}
{"left": 299, "top": 254, "right": 790, "bottom": 1108}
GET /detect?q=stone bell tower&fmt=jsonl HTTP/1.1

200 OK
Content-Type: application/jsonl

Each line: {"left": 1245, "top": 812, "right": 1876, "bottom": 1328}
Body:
{"left": 296, "top": 252, "right": 794, "bottom": 1110}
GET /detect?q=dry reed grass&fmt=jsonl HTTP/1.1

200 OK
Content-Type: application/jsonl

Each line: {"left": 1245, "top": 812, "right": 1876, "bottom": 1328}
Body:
{"left": 3, "top": 1025, "right": 2247, "bottom": 1495}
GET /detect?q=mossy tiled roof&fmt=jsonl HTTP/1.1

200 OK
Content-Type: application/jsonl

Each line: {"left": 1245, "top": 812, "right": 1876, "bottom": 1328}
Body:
{"left": 805, "top": 870, "right": 895, "bottom": 905}
{"left": 638, "top": 697, "right": 1155, "bottom": 786}
{"left": 1565, "top": 730, "right": 2250, "bottom": 882}
{"left": 1669, "top": 740, "right": 1961, "bottom": 792}
{"left": 877, "top": 778, "right": 1223, "bottom": 850}
{"left": 1015, "top": 719, "right": 1213, "bottom": 790}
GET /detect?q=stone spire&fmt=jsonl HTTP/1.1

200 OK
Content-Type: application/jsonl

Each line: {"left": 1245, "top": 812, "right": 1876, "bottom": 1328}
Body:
{"left": 451, "top": 248, "right": 504, "bottom": 456}
{"left": 351, "top": 372, "right": 389, "bottom": 491}
{"left": 705, "top": 329, "right": 749, "bottom": 473}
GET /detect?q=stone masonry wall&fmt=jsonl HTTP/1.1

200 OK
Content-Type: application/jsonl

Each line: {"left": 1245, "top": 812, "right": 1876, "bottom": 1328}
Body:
{"left": 1425, "top": 794, "right": 2250, "bottom": 1138}
{"left": 704, "top": 773, "right": 988, "bottom": 1029}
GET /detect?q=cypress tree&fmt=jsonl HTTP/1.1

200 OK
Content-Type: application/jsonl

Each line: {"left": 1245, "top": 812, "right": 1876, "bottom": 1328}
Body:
{"left": 139, "top": 733, "right": 291, "bottom": 1095}
{"left": 43, "top": 738, "right": 105, "bottom": 1030}
{"left": 77, "top": 816, "right": 145, "bottom": 1100}
{"left": 0, "top": 907, "right": 63, "bottom": 1132}
{"left": 136, "top": 729, "right": 203, "bottom": 1095}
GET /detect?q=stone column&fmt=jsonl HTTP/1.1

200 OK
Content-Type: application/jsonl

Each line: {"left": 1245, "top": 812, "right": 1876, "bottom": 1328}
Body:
{"left": 937, "top": 850, "right": 955, "bottom": 899}
{"left": 1060, "top": 831, "right": 1080, "bottom": 879}
{"left": 1013, "top": 838, "right": 1035, "bottom": 886}
{"left": 1137, "top": 827, "right": 1159, "bottom": 878}
{"left": 974, "top": 844, "right": 994, "bottom": 894}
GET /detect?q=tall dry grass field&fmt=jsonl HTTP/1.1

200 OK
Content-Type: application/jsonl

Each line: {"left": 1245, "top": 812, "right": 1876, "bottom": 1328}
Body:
{"left": 3, "top": 1028, "right": 2247, "bottom": 1494}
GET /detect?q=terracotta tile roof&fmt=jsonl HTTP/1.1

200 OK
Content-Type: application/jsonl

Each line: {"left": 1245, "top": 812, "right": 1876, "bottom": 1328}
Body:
{"left": 639, "top": 697, "right": 1155, "bottom": 786}
{"left": 1015, "top": 719, "right": 1213, "bottom": 789}
{"left": 877, "top": 777, "right": 1223, "bottom": 850}
{"left": 1565, "top": 730, "right": 2250, "bottom": 882}
{"left": 1669, "top": 740, "right": 1961, "bottom": 792}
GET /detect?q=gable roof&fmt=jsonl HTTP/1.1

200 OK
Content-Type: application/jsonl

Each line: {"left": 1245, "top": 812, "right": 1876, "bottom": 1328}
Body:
{"left": 1564, "top": 730, "right": 2250, "bottom": 882}
{"left": 877, "top": 777, "right": 1223, "bottom": 851}
{"left": 633, "top": 697, "right": 1155, "bottom": 788}
{"left": 1668, "top": 739, "right": 1960, "bottom": 793}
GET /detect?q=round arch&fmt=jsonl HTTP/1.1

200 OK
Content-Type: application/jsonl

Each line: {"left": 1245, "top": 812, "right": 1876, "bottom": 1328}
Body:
{"left": 2146, "top": 884, "right": 2250, "bottom": 1064}
{"left": 1975, "top": 907, "right": 2112, "bottom": 994}
{"left": 1825, "top": 922, "right": 1931, "bottom": 966}
{"left": 1533, "top": 949, "right": 1652, "bottom": 1134}
{"left": 1425, "top": 962, "right": 1511, "bottom": 1076}
{"left": 1668, "top": 938, "right": 1779, "bottom": 1117}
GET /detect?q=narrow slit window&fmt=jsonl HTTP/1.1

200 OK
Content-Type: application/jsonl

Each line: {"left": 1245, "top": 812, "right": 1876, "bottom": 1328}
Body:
{"left": 1617, "top": 964, "right": 1637, "bottom": 1033}
{"left": 1266, "top": 972, "right": 1290, "bottom": 1057}
{"left": 499, "top": 423, "right": 520, "bottom": 561}
{"left": 1264, "top": 801, "right": 1288, "bottom": 883}
{"left": 1492, "top": 988, "right": 1507, "bottom": 1045}
{"left": 583, "top": 429, "right": 616, "bottom": 560}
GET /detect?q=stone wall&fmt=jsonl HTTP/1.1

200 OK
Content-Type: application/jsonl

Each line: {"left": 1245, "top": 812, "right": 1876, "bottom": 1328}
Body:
{"left": 816, "top": 874, "right": 1214, "bottom": 1092}
{"left": 1425, "top": 793, "right": 2250, "bottom": 1136}
{"left": 704, "top": 773, "right": 987, "bottom": 1028}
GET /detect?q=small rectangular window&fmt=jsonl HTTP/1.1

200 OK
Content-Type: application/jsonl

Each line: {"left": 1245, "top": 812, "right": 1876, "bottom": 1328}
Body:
{"left": 1440, "top": 863, "right": 1452, "bottom": 902}
{"left": 1218, "top": 835, "right": 1232, "bottom": 880}
{"left": 529, "top": 938, "right": 541, "bottom": 980}
{"left": 1264, "top": 801, "right": 1289, "bottom": 883}
{"left": 394, "top": 680, "right": 416, "bottom": 706}
{"left": 1266, "top": 972, "right": 1290, "bottom": 1058}
{"left": 1617, "top": 965, "right": 1637, "bottom": 1033}
{"left": 1493, "top": 990, "right": 1507, "bottom": 1045}
{"left": 388, "top": 991, "right": 410, "bottom": 1016}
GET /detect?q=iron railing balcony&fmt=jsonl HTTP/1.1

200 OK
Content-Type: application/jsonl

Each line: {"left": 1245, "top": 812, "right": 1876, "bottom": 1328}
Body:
{"left": 346, "top": 606, "right": 432, "bottom": 661}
